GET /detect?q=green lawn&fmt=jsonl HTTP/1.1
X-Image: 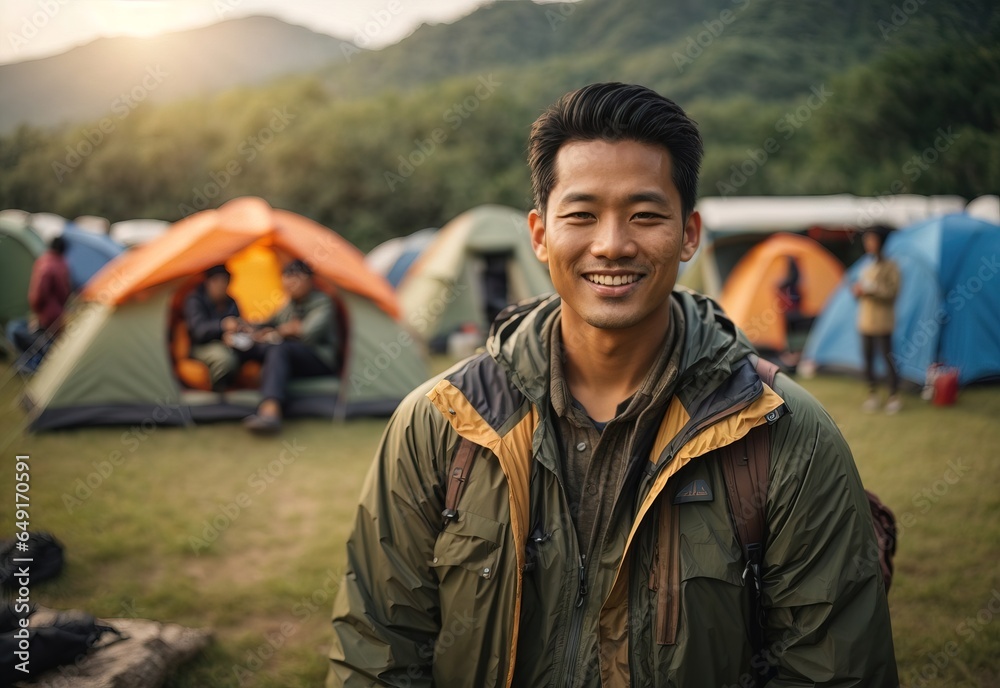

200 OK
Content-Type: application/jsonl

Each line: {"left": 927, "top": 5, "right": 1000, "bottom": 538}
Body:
{"left": 2, "top": 363, "right": 998, "bottom": 687}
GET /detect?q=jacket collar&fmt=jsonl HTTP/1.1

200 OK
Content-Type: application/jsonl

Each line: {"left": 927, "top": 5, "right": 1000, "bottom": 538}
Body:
{"left": 487, "top": 289, "right": 757, "bottom": 420}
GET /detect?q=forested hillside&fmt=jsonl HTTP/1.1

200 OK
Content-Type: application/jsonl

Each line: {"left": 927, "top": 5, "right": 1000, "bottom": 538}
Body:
{"left": 1, "top": 0, "right": 996, "bottom": 250}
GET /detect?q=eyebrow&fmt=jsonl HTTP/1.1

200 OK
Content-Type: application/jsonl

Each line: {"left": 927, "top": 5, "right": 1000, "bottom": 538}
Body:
{"left": 557, "top": 191, "right": 672, "bottom": 206}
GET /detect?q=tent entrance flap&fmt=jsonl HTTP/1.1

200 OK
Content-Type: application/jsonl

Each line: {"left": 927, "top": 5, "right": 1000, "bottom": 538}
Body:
{"left": 481, "top": 251, "right": 513, "bottom": 327}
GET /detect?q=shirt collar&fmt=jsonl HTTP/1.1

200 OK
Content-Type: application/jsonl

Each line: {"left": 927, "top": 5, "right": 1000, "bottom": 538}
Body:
{"left": 549, "top": 300, "right": 686, "bottom": 428}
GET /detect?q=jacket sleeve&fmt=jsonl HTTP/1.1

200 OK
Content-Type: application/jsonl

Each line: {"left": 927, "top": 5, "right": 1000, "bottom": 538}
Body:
{"left": 183, "top": 293, "right": 223, "bottom": 345}
{"left": 27, "top": 264, "right": 45, "bottom": 314}
{"left": 762, "top": 376, "right": 898, "bottom": 687}
{"left": 327, "top": 384, "right": 450, "bottom": 687}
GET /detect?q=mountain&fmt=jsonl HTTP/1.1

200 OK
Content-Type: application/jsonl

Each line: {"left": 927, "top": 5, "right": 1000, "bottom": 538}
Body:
{"left": 320, "top": 0, "right": 994, "bottom": 104}
{"left": 0, "top": 15, "right": 358, "bottom": 132}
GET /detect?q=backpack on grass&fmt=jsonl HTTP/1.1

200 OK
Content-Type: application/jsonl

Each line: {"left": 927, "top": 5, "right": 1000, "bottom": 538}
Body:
{"left": 0, "top": 531, "right": 65, "bottom": 590}
{"left": 0, "top": 605, "right": 121, "bottom": 684}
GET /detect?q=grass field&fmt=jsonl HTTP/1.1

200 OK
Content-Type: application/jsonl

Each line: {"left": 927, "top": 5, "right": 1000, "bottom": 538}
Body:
{"left": 2, "top": 362, "right": 998, "bottom": 688}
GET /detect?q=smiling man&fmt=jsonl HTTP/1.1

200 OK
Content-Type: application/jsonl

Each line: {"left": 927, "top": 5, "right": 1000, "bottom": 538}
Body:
{"left": 328, "top": 83, "right": 897, "bottom": 687}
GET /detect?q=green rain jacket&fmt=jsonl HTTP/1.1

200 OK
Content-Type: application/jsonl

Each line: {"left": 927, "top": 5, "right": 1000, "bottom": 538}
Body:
{"left": 328, "top": 290, "right": 897, "bottom": 687}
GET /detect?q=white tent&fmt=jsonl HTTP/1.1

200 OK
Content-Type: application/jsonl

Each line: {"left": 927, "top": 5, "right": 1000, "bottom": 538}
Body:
{"left": 109, "top": 219, "right": 170, "bottom": 247}
{"left": 966, "top": 195, "right": 1000, "bottom": 224}
{"left": 73, "top": 215, "right": 111, "bottom": 234}
{"left": 29, "top": 213, "right": 68, "bottom": 243}
{"left": 697, "top": 194, "right": 967, "bottom": 234}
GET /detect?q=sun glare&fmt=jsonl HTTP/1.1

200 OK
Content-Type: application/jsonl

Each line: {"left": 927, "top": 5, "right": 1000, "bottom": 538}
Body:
{"left": 89, "top": 1, "right": 209, "bottom": 39}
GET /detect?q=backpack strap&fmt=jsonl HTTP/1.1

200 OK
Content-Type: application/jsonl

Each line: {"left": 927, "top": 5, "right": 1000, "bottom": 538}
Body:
{"left": 722, "top": 357, "right": 779, "bottom": 548}
{"left": 442, "top": 437, "right": 477, "bottom": 527}
{"left": 720, "top": 355, "right": 781, "bottom": 686}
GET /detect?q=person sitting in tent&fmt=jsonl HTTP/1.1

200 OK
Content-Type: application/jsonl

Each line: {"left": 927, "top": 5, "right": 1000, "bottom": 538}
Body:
{"left": 851, "top": 226, "right": 902, "bottom": 414}
{"left": 183, "top": 264, "right": 245, "bottom": 391}
{"left": 6, "top": 235, "right": 72, "bottom": 369}
{"left": 242, "top": 259, "right": 340, "bottom": 434}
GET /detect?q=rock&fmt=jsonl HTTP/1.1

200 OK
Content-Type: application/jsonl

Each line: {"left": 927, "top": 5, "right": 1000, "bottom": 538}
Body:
{"left": 17, "top": 607, "right": 211, "bottom": 688}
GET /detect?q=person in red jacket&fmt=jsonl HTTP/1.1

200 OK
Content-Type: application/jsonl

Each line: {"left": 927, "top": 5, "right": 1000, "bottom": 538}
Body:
{"left": 7, "top": 236, "right": 72, "bottom": 365}
{"left": 29, "top": 235, "right": 72, "bottom": 332}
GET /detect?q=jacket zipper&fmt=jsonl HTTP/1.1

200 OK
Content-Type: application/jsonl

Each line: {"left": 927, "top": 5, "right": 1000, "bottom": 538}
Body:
{"left": 563, "top": 553, "right": 587, "bottom": 687}
{"left": 559, "top": 397, "right": 759, "bottom": 687}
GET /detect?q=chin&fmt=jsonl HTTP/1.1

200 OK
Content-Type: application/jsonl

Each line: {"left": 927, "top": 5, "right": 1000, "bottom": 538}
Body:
{"left": 581, "top": 311, "right": 644, "bottom": 330}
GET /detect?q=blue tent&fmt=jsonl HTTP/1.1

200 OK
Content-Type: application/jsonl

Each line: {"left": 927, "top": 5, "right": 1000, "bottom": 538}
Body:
{"left": 365, "top": 228, "right": 437, "bottom": 288}
{"left": 802, "top": 214, "right": 1000, "bottom": 386}
{"left": 62, "top": 226, "right": 124, "bottom": 289}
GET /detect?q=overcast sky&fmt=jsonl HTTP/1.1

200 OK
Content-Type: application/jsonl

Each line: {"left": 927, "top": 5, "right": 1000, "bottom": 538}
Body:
{"left": 1, "top": 0, "right": 559, "bottom": 65}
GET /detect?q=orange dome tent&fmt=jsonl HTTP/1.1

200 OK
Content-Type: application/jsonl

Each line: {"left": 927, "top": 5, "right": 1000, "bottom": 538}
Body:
{"left": 25, "top": 197, "right": 426, "bottom": 431}
{"left": 83, "top": 197, "right": 398, "bottom": 317}
{"left": 719, "top": 233, "right": 844, "bottom": 352}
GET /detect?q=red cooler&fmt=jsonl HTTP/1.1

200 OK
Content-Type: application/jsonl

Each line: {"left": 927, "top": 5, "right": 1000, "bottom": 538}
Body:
{"left": 932, "top": 367, "right": 959, "bottom": 406}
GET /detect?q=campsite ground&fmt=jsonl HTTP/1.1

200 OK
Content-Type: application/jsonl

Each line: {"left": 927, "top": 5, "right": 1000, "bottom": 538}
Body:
{"left": 1, "top": 361, "right": 998, "bottom": 688}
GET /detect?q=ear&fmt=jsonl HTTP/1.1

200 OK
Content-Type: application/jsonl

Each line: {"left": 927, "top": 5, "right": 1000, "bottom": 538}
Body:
{"left": 680, "top": 210, "right": 701, "bottom": 262}
{"left": 529, "top": 208, "right": 548, "bottom": 264}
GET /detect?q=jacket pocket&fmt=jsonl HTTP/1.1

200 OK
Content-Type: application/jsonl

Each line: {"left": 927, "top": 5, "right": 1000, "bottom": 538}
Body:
{"left": 431, "top": 509, "right": 506, "bottom": 580}
{"left": 655, "top": 501, "right": 745, "bottom": 646}
{"left": 677, "top": 479, "right": 744, "bottom": 586}
{"left": 429, "top": 510, "right": 507, "bottom": 688}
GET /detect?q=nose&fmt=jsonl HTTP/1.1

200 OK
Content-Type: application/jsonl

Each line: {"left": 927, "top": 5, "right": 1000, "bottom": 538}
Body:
{"left": 590, "top": 216, "right": 637, "bottom": 261}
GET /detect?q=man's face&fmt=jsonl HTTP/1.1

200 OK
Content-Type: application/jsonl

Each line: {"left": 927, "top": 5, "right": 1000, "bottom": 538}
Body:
{"left": 205, "top": 274, "right": 230, "bottom": 304}
{"left": 529, "top": 139, "right": 700, "bottom": 333}
{"left": 282, "top": 272, "right": 311, "bottom": 300}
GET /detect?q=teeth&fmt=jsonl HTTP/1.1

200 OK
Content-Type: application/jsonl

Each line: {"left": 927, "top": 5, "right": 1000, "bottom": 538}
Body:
{"left": 586, "top": 274, "right": 640, "bottom": 286}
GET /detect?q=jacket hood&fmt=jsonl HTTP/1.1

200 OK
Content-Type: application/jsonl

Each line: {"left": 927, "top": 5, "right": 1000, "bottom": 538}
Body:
{"left": 486, "top": 289, "right": 757, "bottom": 412}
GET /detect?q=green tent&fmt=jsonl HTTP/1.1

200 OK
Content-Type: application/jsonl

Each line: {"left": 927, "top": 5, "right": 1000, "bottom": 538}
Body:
{"left": 22, "top": 197, "right": 428, "bottom": 431}
{"left": 0, "top": 214, "right": 46, "bottom": 328}
{"left": 397, "top": 205, "right": 552, "bottom": 348}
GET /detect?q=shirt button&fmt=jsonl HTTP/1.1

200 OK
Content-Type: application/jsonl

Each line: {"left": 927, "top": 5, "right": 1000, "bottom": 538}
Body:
{"left": 588, "top": 483, "right": 598, "bottom": 496}
{"left": 576, "top": 442, "right": 587, "bottom": 451}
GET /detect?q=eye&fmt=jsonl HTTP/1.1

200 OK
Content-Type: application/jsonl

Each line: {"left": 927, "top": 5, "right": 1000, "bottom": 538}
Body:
{"left": 560, "top": 211, "right": 595, "bottom": 222}
{"left": 632, "top": 212, "right": 666, "bottom": 221}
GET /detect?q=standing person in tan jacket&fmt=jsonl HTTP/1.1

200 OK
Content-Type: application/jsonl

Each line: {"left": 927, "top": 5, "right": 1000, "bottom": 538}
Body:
{"left": 852, "top": 227, "right": 902, "bottom": 413}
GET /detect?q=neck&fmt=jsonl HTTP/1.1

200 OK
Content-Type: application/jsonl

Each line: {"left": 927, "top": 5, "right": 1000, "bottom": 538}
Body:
{"left": 559, "top": 305, "right": 671, "bottom": 420}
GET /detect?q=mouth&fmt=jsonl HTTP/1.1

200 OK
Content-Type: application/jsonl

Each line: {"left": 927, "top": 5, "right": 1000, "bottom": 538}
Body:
{"left": 584, "top": 273, "right": 643, "bottom": 287}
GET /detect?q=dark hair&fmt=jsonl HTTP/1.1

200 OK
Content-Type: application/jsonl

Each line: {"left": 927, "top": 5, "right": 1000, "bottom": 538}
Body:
{"left": 204, "top": 264, "right": 230, "bottom": 280}
{"left": 863, "top": 224, "right": 895, "bottom": 251}
{"left": 49, "top": 236, "right": 67, "bottom": 255}
{"left": 528, "top": 82, "right": 703, "bottom": 219}
{"left": 282, "top": 259, "right": 313, "bottom": 277}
